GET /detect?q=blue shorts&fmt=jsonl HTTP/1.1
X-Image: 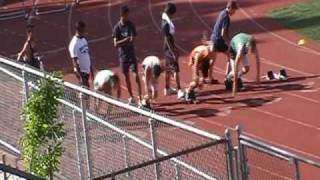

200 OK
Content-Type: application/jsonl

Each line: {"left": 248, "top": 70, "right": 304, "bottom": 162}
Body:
{"left": 201, "top": 58, "right": 210, "bottom": 78}
{"left": 79, "top": 72, "right": 90, "bottom": 88}
{"left": 121, "top": 61, "right": 138, "bottom": 74}
{"left": 213, "top": 38, "right": 228, "bottom": 52}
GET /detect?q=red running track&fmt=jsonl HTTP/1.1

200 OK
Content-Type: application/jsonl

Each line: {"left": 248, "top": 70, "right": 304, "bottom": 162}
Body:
{"left": 1, "top": 0, "right": 320, "bottom": 179}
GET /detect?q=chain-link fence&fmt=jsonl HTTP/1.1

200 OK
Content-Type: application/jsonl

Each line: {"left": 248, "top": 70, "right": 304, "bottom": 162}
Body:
{"left": 236, "top": 127, "right": 320, "bottom": 180}
{"left": 0, "top": 56, "right": 232, "bottom": 179}
{"left": 92, "top": 139, "right": 227, "bottom": 180}
{"left": 1, "top": 56, "right": 320, "bottom": 180}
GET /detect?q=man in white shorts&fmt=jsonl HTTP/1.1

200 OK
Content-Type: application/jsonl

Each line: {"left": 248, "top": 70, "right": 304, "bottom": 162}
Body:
{"left": 93, "top": 70, "right": 121, "bottom": 110}
{"left": 141, "top": 56, "right": 162, "bottom": 103}
{"left": 227, "top": 33, "right": 261, "bottom": 97}
{"left": 94, "top": 70, "right": 121, "bottom": 97}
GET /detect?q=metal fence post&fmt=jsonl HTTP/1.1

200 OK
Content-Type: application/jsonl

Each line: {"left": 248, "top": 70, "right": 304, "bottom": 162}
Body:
{"left": 233, "top": 147, "right": 240, "bottom": 180}
{"left": 293, "top": 158, "right": 300, "bottom": 180}
{"left": 39, "top": 60, "right": 44, "bottom": 72}
{"left": 122, "top": 135, "right": 131, "bottom": 179}
{"left": 236, "top": 126, "right": 248, "bottom": 180}
{"left": 2, "top": 155, "right": 7, "bottom": 180}
{"left": 80, "top": 92, "right": 93, "bottom": 179}
{"left": 149, "top": 118, "right": 160, "bottom": 180}
{"left": 73, "top": 110, "right": 84, "bottom": 180}
{"left": 175, "top": 163, "right": 181, "bottom": 180}
{"left": 22, "top": 69, "right": 29, "bottom": 102}
{"left": 225, "top": 129, "right": 235, "bottom": 180}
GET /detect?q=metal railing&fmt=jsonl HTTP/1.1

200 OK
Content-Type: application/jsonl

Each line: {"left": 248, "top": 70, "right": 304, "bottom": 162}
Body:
{"left": 0, "top": 0, "right": 72, "bottom": 21}
{"left": 0, "top": 0, "right": 27, "bottom": 21}
{"left": 1, "top": 55, "right": 320, "bottom": 180}
{"left": 0, "top": 147, "right": 44, "bottom": 180}
{"left": 0, "top": 163, "right": 45, "bottom": 180}
{"left": 0, "top": 56, "right": 230, "bottom": 179}
{"left": 236, "top": 126, "right": 320, "bottom": 180}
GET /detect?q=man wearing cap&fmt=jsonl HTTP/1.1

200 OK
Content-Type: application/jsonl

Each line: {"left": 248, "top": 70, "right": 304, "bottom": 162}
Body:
{"left": 113, "top": 5, "right": 142, "bottom": 104}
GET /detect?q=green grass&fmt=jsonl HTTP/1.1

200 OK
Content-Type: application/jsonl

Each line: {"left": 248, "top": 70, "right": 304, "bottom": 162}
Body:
{"left": 267, "top": 0, "right": 320, "bottom": 42}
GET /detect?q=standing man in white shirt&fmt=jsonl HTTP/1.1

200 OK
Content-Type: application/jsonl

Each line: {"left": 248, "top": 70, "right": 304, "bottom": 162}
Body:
{"left": 161, "top": 3, "right": 184, "bottom": 99}
{"left": 69, "top": 21, "right": 94, "bottom": 88}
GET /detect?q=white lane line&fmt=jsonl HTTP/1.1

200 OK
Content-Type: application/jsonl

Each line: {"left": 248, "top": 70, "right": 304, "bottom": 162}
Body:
{"left": 260, "top": 57, "right": 314, "bottom": 77}
{"left": 253, "top": 107, "right": 320, "bottom": 130}
{"left": 243, "top": 131, "right": 320, "bottom": 160}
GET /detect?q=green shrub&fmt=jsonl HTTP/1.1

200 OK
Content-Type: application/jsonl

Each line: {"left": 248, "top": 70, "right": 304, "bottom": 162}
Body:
{"left": 21, "top": 72, "right": 65, "bottom": 179}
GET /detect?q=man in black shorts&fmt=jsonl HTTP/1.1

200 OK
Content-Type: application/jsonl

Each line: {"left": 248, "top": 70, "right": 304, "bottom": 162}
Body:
{"left": 68, "top": 21, "right": 94, "bottom": 88}
{"left": 113, "top": 5, "right": 142, "bottom": 104}
{"left": 209, "top": 0, "right": 238, "bottom": 80}
{"left": 185, "top": 44, "right": 216, "bottom": 102}
{"left": 161, "top": 3, "right": 184, "bottom": 99}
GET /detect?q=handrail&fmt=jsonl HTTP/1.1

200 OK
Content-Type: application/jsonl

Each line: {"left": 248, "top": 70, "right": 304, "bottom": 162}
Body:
{"left": 0, "top": 163, "right": 45, "bottom": 180}
{"left": 92, "top": 140, "right": 223, "bottom": 180}
{"left": 0, "top": 140, "right": 20, "bottom": 155}
{"left": 58, "top": 98, "right": 220, "bottom": 180}
{"left": 240, "top": 134, "right": 320, "bottom": 168}
{"left": 0, "top": 56, "right": 224, "bottom": 180}
{"left": 0, "top": 56, "right": 222, "bottom": 141}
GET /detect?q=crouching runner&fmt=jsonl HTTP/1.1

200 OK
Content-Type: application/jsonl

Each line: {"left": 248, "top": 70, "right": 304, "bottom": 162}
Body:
{"left": 185, "top": 44, "right": 216, "bottom": 103}
{"left": 227, "top": 33, "right": 260, "bottom": 97}
{"left": 141, "top": 56, "right": 162, "bottom": 108}
{"left": 93, "top": 70, "right": 121, "bottom": 110}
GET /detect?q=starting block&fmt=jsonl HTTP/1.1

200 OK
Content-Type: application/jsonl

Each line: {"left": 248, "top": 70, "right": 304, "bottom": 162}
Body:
{"left": 184, "top": 90, "right": 199, "bottom": 104}
{"left": 266, "top": 69, "right": 288, "bottom": 81}
{"left": 224, "top": 77, "right": 243, "bottom": 91}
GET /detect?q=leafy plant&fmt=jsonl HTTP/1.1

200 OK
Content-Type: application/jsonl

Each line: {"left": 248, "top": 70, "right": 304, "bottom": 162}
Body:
{"left": 20, "top": 72, "right": 65, "bottom": 179}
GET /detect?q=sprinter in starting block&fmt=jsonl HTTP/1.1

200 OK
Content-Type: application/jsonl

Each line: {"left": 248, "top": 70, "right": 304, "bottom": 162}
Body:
{"left": 183, "top": 44, "right": 216, "bottom": 104}
{"left": 226, "top": 33, "right": 261, "bottom": 97}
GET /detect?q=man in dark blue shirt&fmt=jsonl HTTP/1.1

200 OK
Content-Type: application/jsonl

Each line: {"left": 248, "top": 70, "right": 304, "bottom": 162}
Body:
{"left": 208, "top": 0, "right": 238, "bottom": 82}
{"left": 211, "top": 0, "right": 237, "bottom": 52}
{"left": 113, "top": 5, "right": 142, "bottom": 104}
